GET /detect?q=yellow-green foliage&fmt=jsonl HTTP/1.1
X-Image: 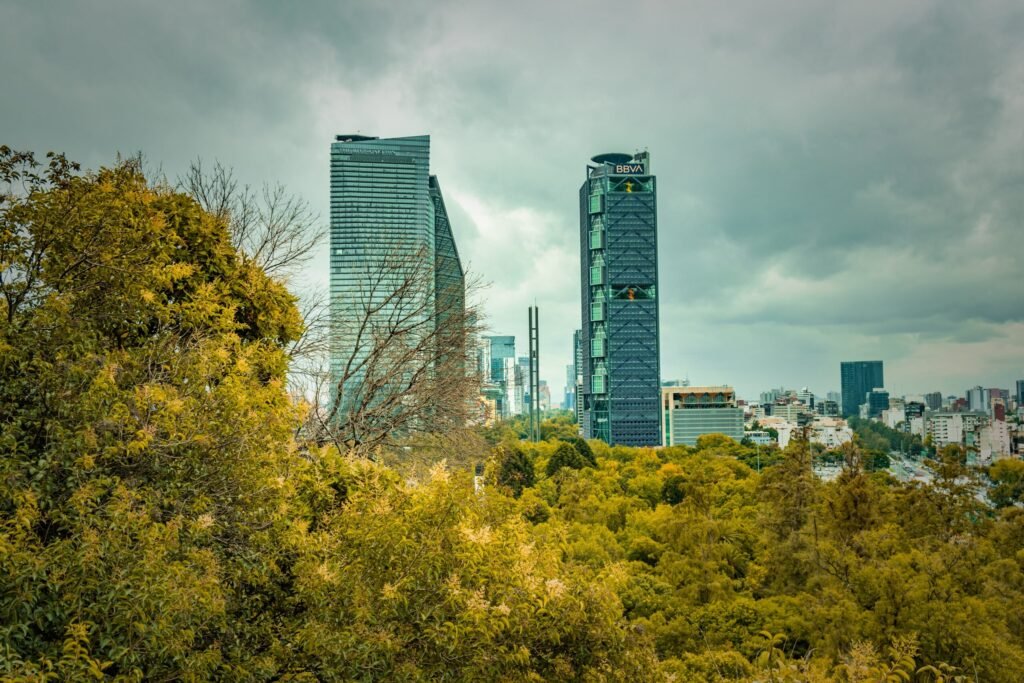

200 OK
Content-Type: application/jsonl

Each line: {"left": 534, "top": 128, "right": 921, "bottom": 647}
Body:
{"left": 3, "top": 151, "right": 1023, "bottom": 681}
{"left": 491, "top": 430, "right": 1024, "bottom": 681}
{"left": 0, "top": 152, "right": 656, "bottom": 681}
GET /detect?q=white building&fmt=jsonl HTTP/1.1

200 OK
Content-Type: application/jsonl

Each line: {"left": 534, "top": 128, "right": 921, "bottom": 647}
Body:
{"left": 882, "top": 407, "right": 906, "bottom": 430}
{"left": 926, "top": 412, "right": 990, "bottom": 449}
{"left": 810, "top": 417, "right": 854, "bottom": 449}
{"left": 978, "top": 421, "right": 1011, "bottom": 463}
{"left": 766, "top": 416, "right": 852, "bottom": 450}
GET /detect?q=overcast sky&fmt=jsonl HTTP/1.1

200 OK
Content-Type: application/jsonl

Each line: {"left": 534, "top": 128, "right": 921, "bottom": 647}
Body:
{"left": 3, "top": 0, "right": 1023, "bottom": 400}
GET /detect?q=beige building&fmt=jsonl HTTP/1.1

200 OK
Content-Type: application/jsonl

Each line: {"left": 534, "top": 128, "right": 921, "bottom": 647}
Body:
{"left": 662, "top": 386, "right": 744, "bottom": 446}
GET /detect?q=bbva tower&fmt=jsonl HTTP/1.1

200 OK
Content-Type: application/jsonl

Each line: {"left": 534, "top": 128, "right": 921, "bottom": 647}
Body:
{"left": 578, "top": 152, "right": 661, "bottom": 446}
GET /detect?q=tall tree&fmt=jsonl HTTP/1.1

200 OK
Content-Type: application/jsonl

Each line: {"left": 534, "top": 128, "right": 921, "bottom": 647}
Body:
{"left": 0, "top": 148, "right": 303, "bottom": 678}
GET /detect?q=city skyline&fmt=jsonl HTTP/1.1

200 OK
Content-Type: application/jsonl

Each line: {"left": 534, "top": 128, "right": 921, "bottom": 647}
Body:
{"left": 3, "top": 2, "right": 1023, "bottom": 398}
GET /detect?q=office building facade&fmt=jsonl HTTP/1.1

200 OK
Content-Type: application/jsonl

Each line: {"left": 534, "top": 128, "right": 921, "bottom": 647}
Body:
{"left": 486, "top": 335, "right": 516, "bottom": 417}
{"left": 329, "top": 134, "right": 464, "bottom": 412}
{"left": 573, "top": 329, "right": 584, "bottom": 429}
{"left": 579, "top": 152, "right": 661, "bottom": 446}
{"left": 564, "top": 363, "right": 576, "bottom": 411}
{"left": 840, "top": 360, "right": 884, "bottom": 417}
{"left": 865, "top": 388, "right": 890, "bottom": 419}
{"left": 662, "top": 386, "right": 744, "bottom": 446}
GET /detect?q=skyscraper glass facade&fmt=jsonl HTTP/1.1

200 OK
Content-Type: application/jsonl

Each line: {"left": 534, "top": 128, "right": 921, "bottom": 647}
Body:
{"left": 487, "top": 335, "right": 515, "bottom": 417}
{"left": 579, "top": 152, "right": 661, "bottom": 446}
{"left": 840, "top": 360, "right": 884, "bottom": 417}
{"left": 329, "top": 134, "right": 464, "bottom": 412}
{"left": 430, "top": 175, "right": 465, "bottom": 372}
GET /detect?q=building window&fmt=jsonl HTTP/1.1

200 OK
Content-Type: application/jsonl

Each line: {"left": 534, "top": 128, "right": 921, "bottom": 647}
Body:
{"left": 590, "top": 301, "right": 604, "bottom": 321}
{"left": 589, "top": 193, "right": 603, "bottom": 214}
{"left": 589, "top": 265, "right": 604, "bottom": 286}
{"left": 592, "top": 374, "right": 606, "bottom": 393}
{"left": 589, "top": 230, "right": 603, "bottom": 249}
{"left": 591, "top": 338, "right": 605, "bottom": 357}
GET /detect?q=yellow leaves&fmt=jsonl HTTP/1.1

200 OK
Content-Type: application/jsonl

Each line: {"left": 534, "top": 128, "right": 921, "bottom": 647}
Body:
{"left": 459, "top": 523, "right": 493, "bottom": 546}
{"left": 11, "top": 489, "right": 40, "bottom": 530}
{"left": 316, "top": 562, "right": 336, "bottom": 585}
{"left": 428, "top": 459, "right": 450, "bottom": 484}
{"left": 126, "top": 426, "right": 154, "bottom": 456}
{"left": 544, "top": 578, "right": 566, "bottom": 599}
{"left": 57, "top": 622, "right": 113, "bottom": 681}
{"left": 163, "top": 261, "right": 194, "bottom": 281}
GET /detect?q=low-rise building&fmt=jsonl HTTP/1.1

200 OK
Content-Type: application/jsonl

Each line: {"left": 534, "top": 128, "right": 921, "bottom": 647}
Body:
{"left": 810, "top": 417, "right": 854, "bottom": 449}
{"left": 744, "top": 430, "right": 776, "bottom": 446}
{"left": 979, "top": 420, "right": 1011, "bottom": 462}
{"left": 926, "top": 411, "right": 989, "bottom": 449}
{"left": 662, "top": 386, "right": 744, "bottom": 446}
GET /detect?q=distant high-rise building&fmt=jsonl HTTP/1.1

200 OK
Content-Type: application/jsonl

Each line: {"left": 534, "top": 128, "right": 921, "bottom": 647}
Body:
{"left": 662, "top": 386, "right": 744, "bottom": 446}
{"left": 866, "top": 388, "right": 890, "bottom": 419}
{"left": 504, "top": 357, "right": 524, "bottom": 416}
{"left": 518, "top": 356, "right": 531, "bottom": 413}
{"left": 1016, "top": 380, "right": 1024, "bottom": 407}
{"left": 988, "top": 388, "right": 1009, "bottom": 414}
{"left": 840, "top": 361, "right": 884, "bottom": 417}
{"left": 796, "top": 387, "right": 816, "bottom": 409}
{"left": 817, "top": 400, "right": 840, "bottom": 417}
{"left": 966, "top": 386, "right": 985, "bottom": 413}
{"left": 826, "top": 391, "right": 841, "bottom": 404}
{"left": 579, "top": 151, "right": 661, "bottom": 445}
{"left": 487, "top": 336, "right": 515, "bottom": 417}
{"left": 573, "top": 329, "right": 584, "bottom": 428}
{"left": 475, "top": 338, "right": 491, "bottom": 383}
{"left": 488, "top": 336, "right": 515, "bottom": 383}
{"left": 329, "top": 134, "right": 464, "bottom": 414}
{"left": 538, "top": 381, "right": 551, "bottom": 412}
{"left": 924, "top": 391, "right": 943, "bottom": 411}
{"left": 564, "top": 363, "right": 576, "bottom": 411}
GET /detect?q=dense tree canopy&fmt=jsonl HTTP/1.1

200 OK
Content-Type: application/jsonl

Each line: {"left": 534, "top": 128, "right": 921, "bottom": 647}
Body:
{"left": 2, "top": 150, "right": 1023, "bottom": 681}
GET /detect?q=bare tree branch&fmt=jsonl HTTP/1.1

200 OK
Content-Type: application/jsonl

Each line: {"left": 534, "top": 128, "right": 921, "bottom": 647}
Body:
{"left": 295, "top": 244, "right": 485, "bottom": 460}
{"left": 178, "top": 159, "right": 324, "bottom": 279}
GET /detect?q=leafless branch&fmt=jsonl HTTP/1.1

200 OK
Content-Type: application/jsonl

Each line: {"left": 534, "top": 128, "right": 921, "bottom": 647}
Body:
{"left": 178, "top": 159, "right": 324, "bottom": 279}
{"left": 295, "top": 244, "right": 485, "bottom": 459}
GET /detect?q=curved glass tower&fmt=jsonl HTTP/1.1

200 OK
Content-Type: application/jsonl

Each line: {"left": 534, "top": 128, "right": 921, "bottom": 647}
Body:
{"left": 579, "top": 152, "right": 661, "bottom": 446}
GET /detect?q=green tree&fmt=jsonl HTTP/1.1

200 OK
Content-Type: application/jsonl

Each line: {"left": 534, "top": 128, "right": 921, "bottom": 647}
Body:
{"left": 545, "top": 441, "right": 589, "bottom": 477}
{"left": 562, "top": 435, "right": 597, "bottom": 467}
{"left": 0, "top": 149, "right": 302, "bottom": 678}
{"left": 492, "top": 442, "right": 535, "bottom": 497}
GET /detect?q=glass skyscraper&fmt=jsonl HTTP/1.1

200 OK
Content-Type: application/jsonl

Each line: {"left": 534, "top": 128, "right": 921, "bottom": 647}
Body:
{"left": 579, "top": 152, "right": 661, "bottom": 446}
{"left": 840, "top": 360, "right": 884, "bottom": 417}
{"left": 329, "top": 134, "right": 464, "bottom": 412}
{"left": 486, "top": 335, "right": 516, "bottom": 417}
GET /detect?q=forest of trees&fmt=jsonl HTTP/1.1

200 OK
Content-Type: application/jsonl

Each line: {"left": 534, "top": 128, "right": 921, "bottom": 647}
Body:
{"left": 3, "top": 150, "right": 1024, "bottom": 681}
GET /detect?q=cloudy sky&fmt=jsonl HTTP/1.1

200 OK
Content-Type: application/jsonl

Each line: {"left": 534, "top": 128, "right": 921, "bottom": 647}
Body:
{"left": 3, "top": 0, "right": 1023, "bottom": 400}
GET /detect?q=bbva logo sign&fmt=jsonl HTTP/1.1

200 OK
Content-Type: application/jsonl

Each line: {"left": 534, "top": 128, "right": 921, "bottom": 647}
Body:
{"left": 614, "top": 163, "right": 644, "bottom": 174}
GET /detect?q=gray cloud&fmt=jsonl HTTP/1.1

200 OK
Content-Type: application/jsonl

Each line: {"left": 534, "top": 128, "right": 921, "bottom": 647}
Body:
{"left": 2, "top": 0, "right": 1022, "bottom": 399}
